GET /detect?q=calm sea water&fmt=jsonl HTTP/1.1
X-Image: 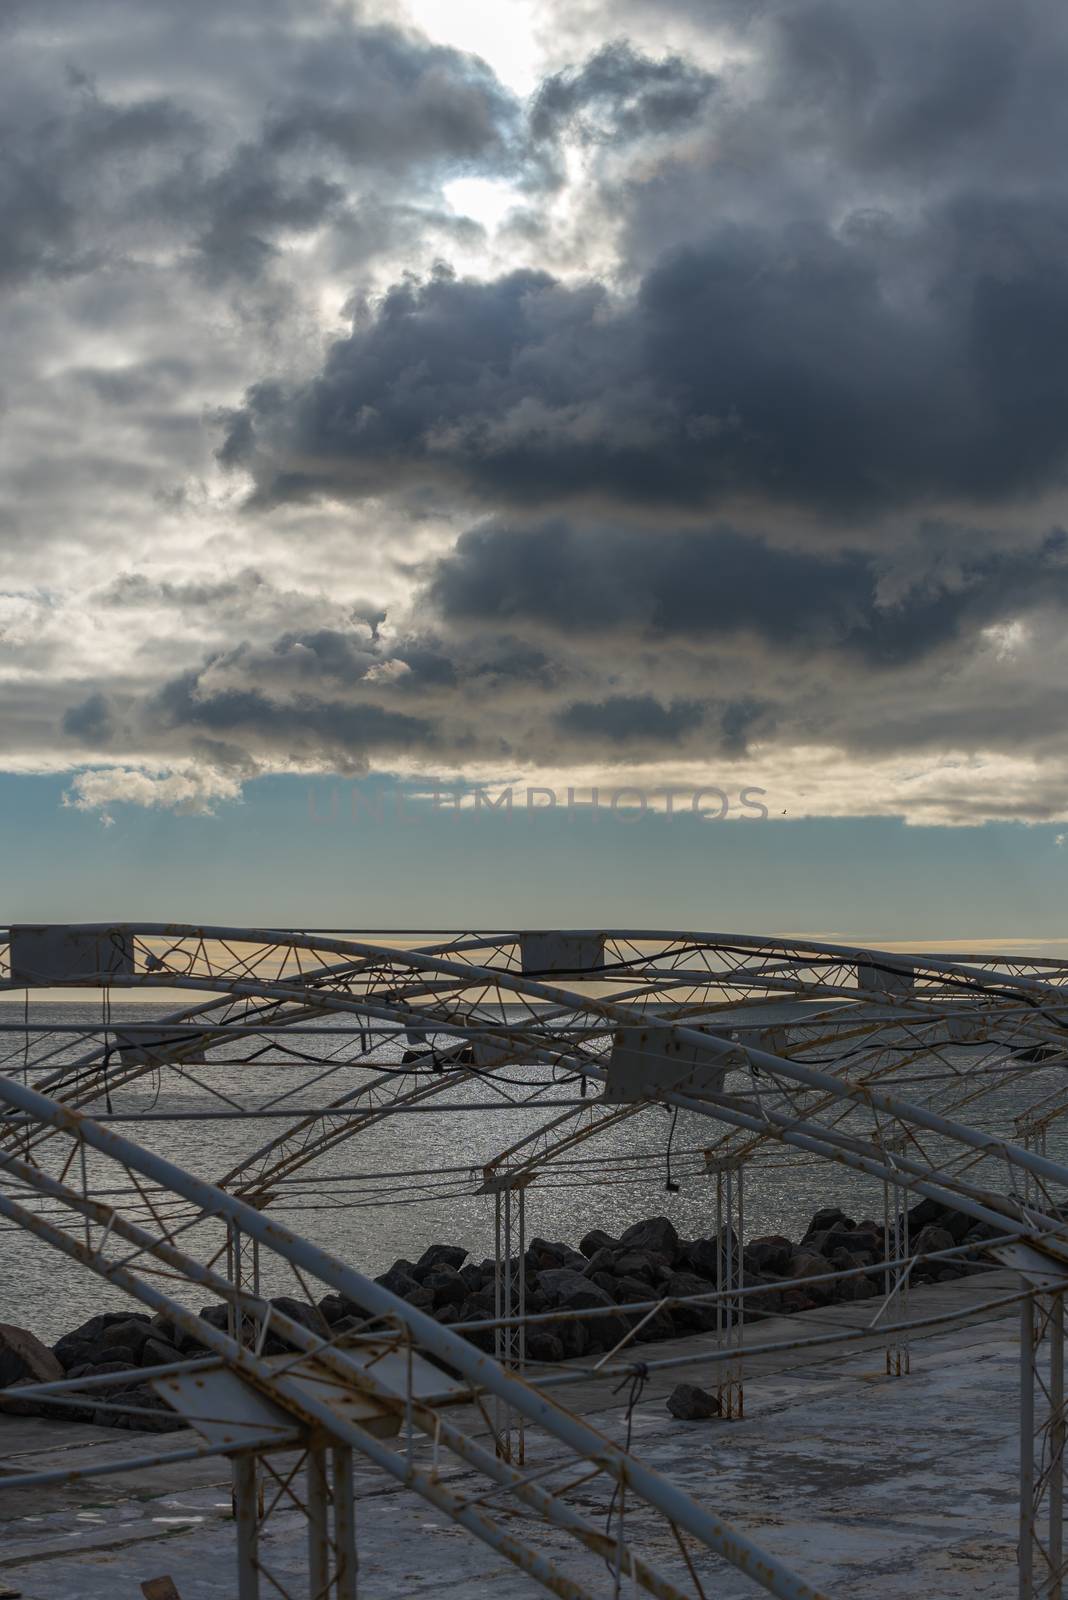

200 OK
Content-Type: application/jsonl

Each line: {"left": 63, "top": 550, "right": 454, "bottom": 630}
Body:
{"left": 2, "top": 1001, "right": 1065, "bottom": 1340}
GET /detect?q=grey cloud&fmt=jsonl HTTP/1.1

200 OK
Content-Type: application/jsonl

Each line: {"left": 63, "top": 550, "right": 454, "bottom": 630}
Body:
{"left": 263, "top": 25, "right": 519, "bottom": 175}
{"left": 0, "top": 4, "right": 520, "bottom": 289}
{"left": 62, "top": 691, "right": 115, "bottom": 746}
{"left": 427, "top": 520, "right": 1068, "bottom": 668}
{"left": 220, "top": 205, "right": 1068, "bottom": 519}
{"left": 555, "top": 694, "right": 705, "bottom": 743}
{"left": 150, "top": 666, "right": 436, "bottom": 768}
{"left": 218, "top": 0, "right": 1068, "bottom": 520}
{"left": 530, "top": 41, "right": 716, "bottom": 156}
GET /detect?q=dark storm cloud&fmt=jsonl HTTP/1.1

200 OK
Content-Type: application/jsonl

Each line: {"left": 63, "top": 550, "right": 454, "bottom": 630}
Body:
{"left": 151, "top": 666, "right": 435, "bottom": 763}
{"left": 555, "top": 694, "right": 705, "bottom": 743}
{"left": 0, "top": 4, "right": 520, "bottom": 288}
{"left": 428, "top": 520, "right": 1068, "bottom": 668}
{"left": 263, "top": 25, "right": 519, "bottom": 174}
{"left": 62, "top": 691, "right": 115, "bottom": 746}
{"left": 0, "top": 88, "right": 200, "bottom": 286}
{"left": 219, "top": 208, "right": 1068, "bottom": 518}
{"left": 221, "top": 0, "right": 1068, "bottom": 522}
{"left": 14, "top": 0, "right": 1068, "bottom": 819}
{"left": 530, "top": 41, "right": 717, "bottom": 151}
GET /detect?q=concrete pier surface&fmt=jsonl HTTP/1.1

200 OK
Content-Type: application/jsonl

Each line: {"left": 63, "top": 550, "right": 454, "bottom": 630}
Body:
{"left": 0, "top": 1270, "right": 1025, "bottom": 1598}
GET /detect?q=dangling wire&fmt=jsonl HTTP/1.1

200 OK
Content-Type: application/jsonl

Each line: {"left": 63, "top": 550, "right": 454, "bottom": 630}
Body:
{"left": 101, "top": 985, "right": 113, "bottom": 1114}
{"left": 664, "top": 1105, "right": 680, "bottom": 1192}
{"left": 603, "top": 1363, "right": 648, "bottom": 1585}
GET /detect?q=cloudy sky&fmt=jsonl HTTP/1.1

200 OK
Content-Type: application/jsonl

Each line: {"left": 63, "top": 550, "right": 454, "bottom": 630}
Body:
{"left": 5, "top": 0, "right": 1068, "bottom": 935}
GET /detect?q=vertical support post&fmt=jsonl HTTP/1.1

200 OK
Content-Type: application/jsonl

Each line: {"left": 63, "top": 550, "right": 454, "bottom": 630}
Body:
{"left": 1018, "top": 1282, "right": 1068, "bottom": 1599}
{"left": 307, "top": 1444, "right": 330, "bottom": 1600}
{"left": 1022, "top": 1291, "right": 1037, "bottom": 1600}
{"left": 710, "top": 1155, "right": 744, "bottom": 1419}
{"left": 516, "top": 1182, "right": 527, "bottom": 1466}
{"left": 489, "top": 1177, "right": 527, "bottom": 1462}
{"left": 233, "top": 1453, "right": 261, "bottom": 1600}
{"left": 333, "top": 1444, "right": 358, "bottom": 1600}
{"left": 882, "top": 1177, "right": 911, "bottom": 1376}
{"left": 1051, "top": 1293, "right": 1065, "bottom": 1599}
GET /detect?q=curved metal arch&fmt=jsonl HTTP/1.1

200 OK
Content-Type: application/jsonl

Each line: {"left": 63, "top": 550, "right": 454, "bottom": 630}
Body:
{"left": 6, "top": 925, "right": 1068, "bottom": 1232}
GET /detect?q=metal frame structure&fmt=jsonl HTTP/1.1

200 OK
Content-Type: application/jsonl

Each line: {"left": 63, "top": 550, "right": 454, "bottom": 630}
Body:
{"left": 3, "top": 925, "right": 1068, "bottom": 1596}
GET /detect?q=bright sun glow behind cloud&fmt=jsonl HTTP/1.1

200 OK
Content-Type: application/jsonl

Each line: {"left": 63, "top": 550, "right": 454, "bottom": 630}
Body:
{"left": 403, "top": 0, "right": 542, "bottom": 92}
{"left": 443, "top": 176, "right": 522, "bottom": 233}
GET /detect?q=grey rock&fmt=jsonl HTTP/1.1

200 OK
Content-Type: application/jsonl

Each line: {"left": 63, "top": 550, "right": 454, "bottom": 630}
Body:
{"left": 611, "top": 1249, "right": 659, "bottom": 1283}
{"left": 664, "top": 1271, "right": 718, "bottom": 1330}
{"left": 680, "top": 1236, "right": 722, "bottom": 1279}
{"left": 527, "top": 1331, "right": 565, "bottom": 1363}
{"left": 804, "top": 1207, "right": 854, "bottom": 1237}
{"left": 416, "top": 1243, "right": 469, "bottom": 1273}
{"left": 376, "top": 1263, "right": 421, "bottom": 1297}
{"left": 583, "top": 1247, "right": 616, "bottom": 1278}
{"left": 0, "top": 1322, "right": 63, "bottom": 1387}
{"left": 579, "top": 1228, "right": 617, "bottom": 1259}
{"left": 53, "top": 1311, "right": 150, "bottom": 1370}
{"left": 538, "top": 1267, "right": 614, "bottom": 1310}
{"left": 612, "top": 1275, "right": 656, "bottom": 1305}
{"left": 617, "top": 1216, "right": 680, "bottom": 1264}
{"left": 639, "top": 1307, "right": 677, "bottom": 1342}
{"left": 822, "top": 1227, "right": 863, "bottom": 1254}
{"left": 140, "top": 1336, "right": 182, "bottom": 1368}
{"left": 667, "top": 1382, "right": 721, "bottom": 1420}
{"left": 913, "top": 1224, "right": 955, "bottom": 1257}
{"left": 743, "top": 1235, "right": 793, "bottom": 1276}
{"left": 422, "top": 1265, "right": 467, "bottom": 1309}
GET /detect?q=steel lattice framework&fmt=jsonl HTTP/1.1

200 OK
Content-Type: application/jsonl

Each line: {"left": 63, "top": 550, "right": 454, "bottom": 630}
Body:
{"left": 3, "top": 924, "right": 1068, "bottom": 1598}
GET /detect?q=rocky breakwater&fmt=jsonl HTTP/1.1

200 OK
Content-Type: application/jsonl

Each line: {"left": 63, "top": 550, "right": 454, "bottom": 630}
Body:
{"left": 0, "top": 1195, "right": 998, "bottom": 1431}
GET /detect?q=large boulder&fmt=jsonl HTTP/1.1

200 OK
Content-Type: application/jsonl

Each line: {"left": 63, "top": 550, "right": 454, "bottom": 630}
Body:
{"left": 835, "top": 1275, "right": 879, "bottom": 1302}
{"left": 617, "top": 1216, "right": 680, "bottom": 1264}
{"left": 666, "top": 1383, "right": 721, "bottom": 1420}
{"left": 743, "top": 1287, "right": 785, "bottom": 1320}
{"left": 743, "top": 1235, "right": 793, "bottom": 1276}
{"left": 422, "top": 1266, "right": 467, "bottom": 1309}
{"left": 376, "top": 1261, "right": 420, "bottom": 1297}
{"left": 905, "top": 1197, "right": 947, "bottom": 1234}
{"left": 415, "top": 1243, "right": 469, "bottom": 1275}
{"left": 821, "top": 1228, "right": 863, "bottom": 1256}
{"left": 140, "top": 1335, "right": 183, "bottom": 1368}
{"left": 526, "top": 1237, "right": 587, "bottom": 1273}
{"left": 317, "top": 1294, "right": 349, "bottom": 1325}
{"left": 456, "top": 1302, "right": 494, "bottom": 1352}
{"left": 913, "top": 1224, "right": 955, "bottom": 1258}
{"left": 788, "top": 1251, "right": 827, "bottom": 1283}
{"left": 611, "top": 1249, "right": 662, "bottom": 1284}
{"left": 612, "top": 1274, "right": 657, "bottom": 1305}
{"left": 664, "top": 1272, "right": 718, "bottom": 1331}
{"left": 538, "top": 1267, "right": 612, "bottom": 1309}
{"left": 527, "top": 1330, "right": 566, "bottom": 1363}
{"left": 0, "top": 1322, "right": 63, "bottom": 1388}
{"left": 53, "top": 1311, "right": 151, "bottom": 1372}
{"left": 803, "top": 1207, "right": 853, "bottom": 1239}
{"left": 680, "top": 1236, "right": 722, "bottom": 1280}
{"left": 270, "top": 1297, "right": 323, "bottom": 1335}
{"left": 536, "top": 1268, "right": 628, "bottom": 1344}
{"left": 579, "top": 1228, "right": 618, "bottom": 1260}
{"left": 582, "top": 1247, "right": 617, "bottom": 1278}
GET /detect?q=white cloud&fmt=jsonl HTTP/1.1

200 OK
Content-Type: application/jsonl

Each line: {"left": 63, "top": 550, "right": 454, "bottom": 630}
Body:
{"left": 63, "top": 765, "right": 245, "bottom": 818}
